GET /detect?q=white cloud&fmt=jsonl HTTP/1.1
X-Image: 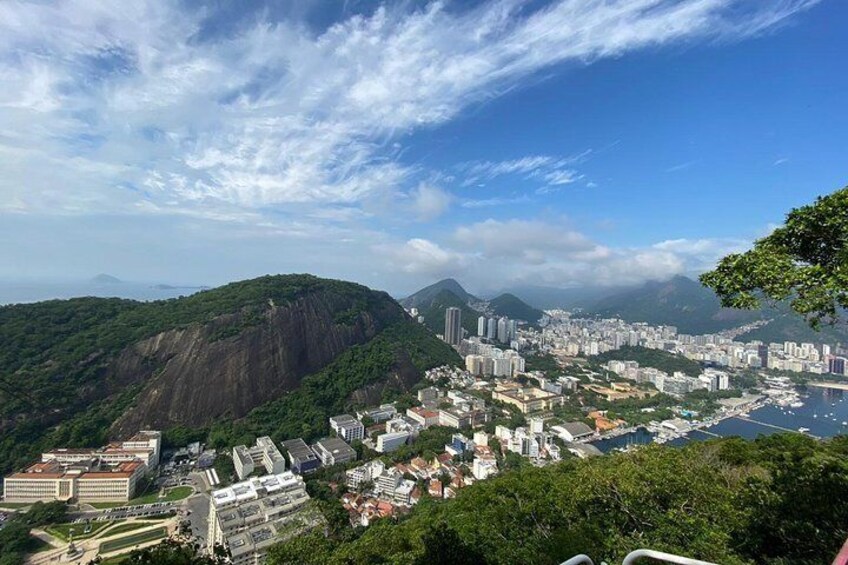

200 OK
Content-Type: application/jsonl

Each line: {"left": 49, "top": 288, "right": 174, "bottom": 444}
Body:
{"left": 0, "top": 0, "right": 818, "bottom": 218}
{"left": 409, "top": 183, "right": 453, "bottom": 221}
{"left": 376, "top": 219, "right": 755, "bottom": 289}
{"left": 374, "top": 238, "right": 468, "bottom": 276}
{"left": 653, "top": 237, "right": 750, "bottom": 271}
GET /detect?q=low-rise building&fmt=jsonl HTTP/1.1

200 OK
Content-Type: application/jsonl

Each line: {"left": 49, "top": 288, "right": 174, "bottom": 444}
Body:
{"left": 329, "top": 414, "right": 365, "bottom": 443}
{"left": 3, "top": 460, "right": 146, "bottom": 503}
{"left": 375, "top": 431, "right": 409, "bottom": 453}
{"left": 406, "top": 407, "right": 440, "bottom": 428}
{"left": 492, "top": 383, "right": 564, "bottom": 414}
{"left": 552, "top": 422, "right": 594, "bottom": 442}
{"left": 233, "top": 437, "right": 286, "bottom": 480}
{"left": 312, "top": 437, "right": 357, "bottom": 467}
{"left": 280, "top": 439, "right": 321, "bottom": 475}
{"left": 3, "top": 430, "right": 160, "bottom": 503}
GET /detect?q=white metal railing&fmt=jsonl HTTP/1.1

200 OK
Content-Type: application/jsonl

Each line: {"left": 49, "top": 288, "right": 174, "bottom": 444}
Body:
{"left": 560, "top": 549, "right": 718, "bottom": 565}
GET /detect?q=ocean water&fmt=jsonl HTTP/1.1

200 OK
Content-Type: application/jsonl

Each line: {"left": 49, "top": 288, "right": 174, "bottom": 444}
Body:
{"left": 594, "top": 387, "right": 848, "bottom": 451}
{"left": 0, "top": 281, "right": 205, "bottom": 306}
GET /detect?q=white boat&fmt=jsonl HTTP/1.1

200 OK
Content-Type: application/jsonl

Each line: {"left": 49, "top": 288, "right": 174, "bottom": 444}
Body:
{"left": 798, "top": 427, "right": 810, "bottom": 433}
{"left": 790, "top": 401, "right": 803, "bottom": 408}
{"left": 842, "top": 421, "right": 847, "bottom": 426}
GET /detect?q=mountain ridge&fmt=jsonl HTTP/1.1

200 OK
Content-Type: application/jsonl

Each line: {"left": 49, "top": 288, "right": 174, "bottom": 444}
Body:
{"left": 0, "top": 274, "right": 459, "bottom": 474}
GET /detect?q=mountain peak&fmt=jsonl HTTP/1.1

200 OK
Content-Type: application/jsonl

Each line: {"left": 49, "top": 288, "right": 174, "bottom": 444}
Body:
{"left": 401, "top": 278, "right": 477, "bottom": 309}
{"left": 91, "top": 273, "right": 123, "bottom": 284}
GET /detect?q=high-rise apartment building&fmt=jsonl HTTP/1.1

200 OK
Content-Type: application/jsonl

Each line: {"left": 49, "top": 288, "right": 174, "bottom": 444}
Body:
{"left": 444, "top": 307, "right": 462, "bottom": 346}
{"left": 486, "top": 318, "right": 496, "bottom": 340}
{"left": 497, "top": 317, "right": 508, "bottom": 343}
{"left": 478, "top": 316, "right": 486, "bottom": 337}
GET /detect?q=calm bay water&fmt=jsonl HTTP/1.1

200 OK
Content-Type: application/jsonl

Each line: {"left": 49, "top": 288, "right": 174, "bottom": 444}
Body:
{"left": 592, "top": 387, "right": 848, "bottom": 453}
{"left": 0, "top": 281, "right": 204, "bottom": 306}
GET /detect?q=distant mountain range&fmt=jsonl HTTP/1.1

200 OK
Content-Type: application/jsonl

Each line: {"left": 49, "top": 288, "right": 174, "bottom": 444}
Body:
{"left": 404, "top": 275, "right": 848, "bottom": 345}
{"left": 401, "top": 279, "right": 545, "bottom": 336}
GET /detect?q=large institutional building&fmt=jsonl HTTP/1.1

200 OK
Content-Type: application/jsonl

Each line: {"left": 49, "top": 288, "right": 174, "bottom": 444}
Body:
{"left": 207, "top": 471, "right": 319, "bottom": 564}
{"left": 2, "top": 431, "right": 161, "bottom": 503}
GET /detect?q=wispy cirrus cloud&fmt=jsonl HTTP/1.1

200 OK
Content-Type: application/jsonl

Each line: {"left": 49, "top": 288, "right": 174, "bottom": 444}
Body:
{"left": 0, "top": 0, "right": 819, "bottom": 290}
{"left": 0, "top": 0, "right": 818, "bottom": 219}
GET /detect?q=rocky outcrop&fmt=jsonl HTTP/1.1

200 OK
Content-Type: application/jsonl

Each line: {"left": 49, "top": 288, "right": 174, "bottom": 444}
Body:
{"left": 110, "top": 289, "right": 405, "bottom": 435}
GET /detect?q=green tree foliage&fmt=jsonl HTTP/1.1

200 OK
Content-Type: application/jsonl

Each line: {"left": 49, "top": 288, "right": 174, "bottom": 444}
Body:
{"left": 523, "top": 353, "right": 562, "bottom": 375}
{"left": 87, "top": 538, "right": 229, "bottom": 564}
{"left": 487, "top": 293, "right": 544, "bottom": 324}
{"left": 267, "top": 435, "right": 848, "bottom": 565}
{"left": 701, "top": 186, "right": 848, "bottom": 328}
{"left": 591, "top": 346, "right": 702, "bottom": 377}
{"left": 0, "top": 502, "right": 68, "bottom": 565}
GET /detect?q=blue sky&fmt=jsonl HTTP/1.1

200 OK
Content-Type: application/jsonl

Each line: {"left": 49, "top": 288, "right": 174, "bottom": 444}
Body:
{"left": 0, "top": 0, "right": 844, "bottom": 295}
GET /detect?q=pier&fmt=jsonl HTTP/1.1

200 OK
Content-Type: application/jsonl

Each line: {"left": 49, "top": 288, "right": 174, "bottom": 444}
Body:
{"left": 808, "top": 381, "right": 848, "bottom": 392}
{"left": 731, "top": 416, "right": 819, "bottom": 438}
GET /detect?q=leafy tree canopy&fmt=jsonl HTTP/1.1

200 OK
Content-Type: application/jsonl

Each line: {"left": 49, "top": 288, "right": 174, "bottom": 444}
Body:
{"left": 701, "top": 187, "right": 848, "bottom": 328}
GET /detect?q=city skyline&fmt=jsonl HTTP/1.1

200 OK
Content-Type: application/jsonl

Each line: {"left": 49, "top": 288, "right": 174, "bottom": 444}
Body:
{"left": 0, "top": 1, "right": 845, "bottom": 297}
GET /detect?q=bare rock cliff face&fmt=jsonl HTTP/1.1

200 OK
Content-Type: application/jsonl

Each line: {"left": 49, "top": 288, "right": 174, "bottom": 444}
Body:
{"left": 110, "top": 290, "right": 404, "bottom": 435}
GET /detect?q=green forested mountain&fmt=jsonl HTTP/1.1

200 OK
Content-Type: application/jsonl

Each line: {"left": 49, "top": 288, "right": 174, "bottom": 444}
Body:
{"left": 0, "top": 274, "right": 460, "bottom": 475}
{"left": 488, "top": 292, "right": 544, "bottom": 323}
{"left": 584, "top": 275, "right": 848, "bottom": 344}
{"left": 400, "top": 278, "right": 479, "bottom": 310}
{"left": 586, "top": 275, "right": 760, "bottom": 333}
{"left": 419, "top": 289, "right": 482, "bottom": 337}
{"left": 268, "top": 434, "right": 848, "bottom": 565}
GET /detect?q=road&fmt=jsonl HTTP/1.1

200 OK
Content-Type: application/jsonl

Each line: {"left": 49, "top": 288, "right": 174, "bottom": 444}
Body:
{"left": 184, "top": 493, "right": 211, "bottom": 548}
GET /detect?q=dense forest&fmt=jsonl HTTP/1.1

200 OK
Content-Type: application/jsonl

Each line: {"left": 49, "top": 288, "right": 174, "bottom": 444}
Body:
{"left": 267, "top": 434, "right": 848, "bottom": 565}
{"left": 0, "top": 502, "right": 66, "bottom": 565}
{"left": 590, "top": 345, "right": 703, "bottom": 377}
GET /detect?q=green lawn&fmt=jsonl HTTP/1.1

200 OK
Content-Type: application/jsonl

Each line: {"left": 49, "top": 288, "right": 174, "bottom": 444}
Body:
{"left": 129, "top": 485, "right": 193, "bottom": 505}
{"left": 99, "top": 557, "right": 128, "bottom": 565}
{"left": 101, "top": 522, "right": 157, "bottom": 538}
{"left": 99, "top": 527, "right": 168, "bottom": 554}
{"left": 46, "top": 520, "right": 116, "bottom": 541}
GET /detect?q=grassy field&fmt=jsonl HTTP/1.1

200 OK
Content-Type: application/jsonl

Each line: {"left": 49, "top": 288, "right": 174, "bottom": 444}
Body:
{"left": 90, "top": 485, "right": 194, "bottom": 509}
{"left": 101, "top": 521, "right": 158, "bottom": 538}
{"left": 99, "top": 527, "right": 168, "bottom": 554}
{"left": 46, "top": 520, "right": 116, "bottom": 541}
